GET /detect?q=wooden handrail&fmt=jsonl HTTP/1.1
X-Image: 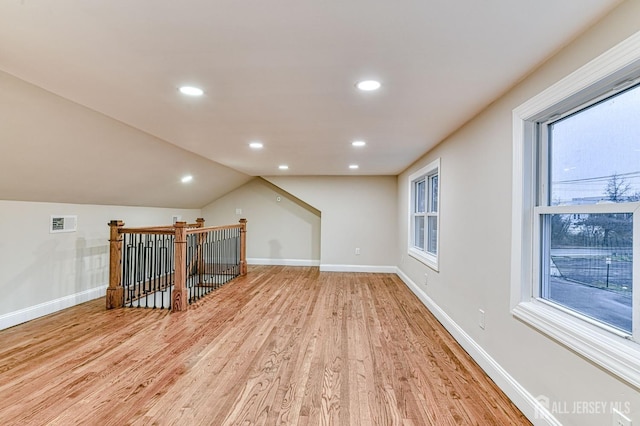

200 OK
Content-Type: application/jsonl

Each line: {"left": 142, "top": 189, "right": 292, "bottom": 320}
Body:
{"left": 114, "top": 218, "right": 238, "bottom": 235}
{"left": 118, "top": 228, "right": 175, "bottom": 235}
{"left": 186, "top": 223, "right": 244, "bottom": 235}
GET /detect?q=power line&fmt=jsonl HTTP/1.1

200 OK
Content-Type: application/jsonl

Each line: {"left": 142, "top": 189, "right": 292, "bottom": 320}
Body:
{"left": 553, "top": 170, "right": 640, "bottom": 184}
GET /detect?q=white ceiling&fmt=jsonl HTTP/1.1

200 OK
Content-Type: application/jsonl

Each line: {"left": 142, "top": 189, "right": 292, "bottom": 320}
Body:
{"left": 0, "top": 0, "right": 621, "bottom": 206}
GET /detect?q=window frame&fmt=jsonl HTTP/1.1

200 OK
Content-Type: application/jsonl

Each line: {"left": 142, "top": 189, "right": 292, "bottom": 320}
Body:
{"left": 511, "top": 30, "right": 640, "bottom": 388}
{"left": 409, "top": 158, "right": 440, "bottom": 270}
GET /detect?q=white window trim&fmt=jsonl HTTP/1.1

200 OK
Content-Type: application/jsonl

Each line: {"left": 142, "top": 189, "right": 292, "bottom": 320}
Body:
{"left": 511, "top": 30, "right": 640, "bottom": 388}
{"left": 408, "top": 158, "right": 440, "bottom": 271}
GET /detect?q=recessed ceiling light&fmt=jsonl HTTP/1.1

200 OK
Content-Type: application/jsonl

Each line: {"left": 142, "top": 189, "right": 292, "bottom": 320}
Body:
{"left": 181, "top": 175, "right": 193, "bottom": 183}
{"left": 352, "top": 140, "right": 366, "bottom": 147}
{"left": 349, "top": 164, "right": 359, "bottom": 170}
{"left": 179, "top": 86, "right": 204, "bottom": 96}
{"left": 278, "top": 165, "right": 289, "bottom": 170}
{"left": 356, "top": 80, "right": 381, "bottom": 91}
{"left": 249, "top": 141, "right": 264, "bottom": 149}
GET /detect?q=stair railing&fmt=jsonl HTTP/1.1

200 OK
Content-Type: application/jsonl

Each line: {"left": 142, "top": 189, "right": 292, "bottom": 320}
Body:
{"left": 106, "top": 218, "right": 247, "bottom": 311}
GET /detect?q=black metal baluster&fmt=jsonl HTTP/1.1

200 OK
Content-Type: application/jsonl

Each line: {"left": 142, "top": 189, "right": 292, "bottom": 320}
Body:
{"left": 195, "top": 234, "right": 200, "bottom": 301}
{"left": 189, "top": 234, "right": 195, "bottom": 303}
{"left": 168, "top": 234, "right": 174, "bottom": 309}
{"left": 236, "top": 227, "right": 240, "bottom": 276}
{"left": 161, "top": 236, "right": 168, "bottom": 309}
{"left": 224, "top": 228, "right": 228, "bottom": 284}
{"left": 152, "top": 236, "right": 159, "bottom": 309}
{"left": 129, "top": 234, "right": 136, "bottom": 307}
{"left": 153, "top": 235, "right": 158, "bottom": 306}
{"left": 162, "top": 235, "right": 168, "bottom": 309}
{"left": 133, "top": 236, "right": 138, "bottom": 305}
{"left": 130, "top": 235, "right": 137, "bottom": 307}
{"left": 216, "top": 229, "right": 221, "bottom": 288}
{"left": 205, "top": 233, "right": 212, "bottom": 295}
{"left": 144, "top": 235, "right": 150, "bottom": 308}
{"left": 223, "top": 229, "right": 228, "bottom": 284}
{"left": 209, "top": 230, "right": 214, "bottom": 288}
{"left": 144, "top": 235, "right": 151, "bottom": 308}
{"left": 123, "top": 234, "right": 130, "bottom": 306}
{"left": 228, "top": 228, "right": 232, "bottom": 279}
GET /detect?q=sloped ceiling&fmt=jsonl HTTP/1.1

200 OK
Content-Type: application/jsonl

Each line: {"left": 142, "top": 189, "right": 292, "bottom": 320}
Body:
{"left": 0, "top": 70, "right": 251, "bottom": 208}
{"left": 0, "top": 0, "right": 621, "bottom": 208}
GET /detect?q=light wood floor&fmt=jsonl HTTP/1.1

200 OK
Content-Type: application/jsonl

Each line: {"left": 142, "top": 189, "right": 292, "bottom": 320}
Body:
{"left": 0, "top": 266, "right": 530, "bottom": 425}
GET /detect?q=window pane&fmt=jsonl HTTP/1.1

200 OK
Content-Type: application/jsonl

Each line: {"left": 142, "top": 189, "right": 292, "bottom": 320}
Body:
{"left": 542, "top": 213, "right": 632, "bottom": 332}
{"left": 429, "top": 174, "right": 439, "bottom": 212}
{"left": 549, "top": 84, "right": 640, "bottom": 206}
{"left": 427, "top": 216, "right": 437, "bottom": 254}
{"left": 415, "top": 180, "right": 425, "bottom": 212}
{"left": 414, "top": 216, "right": 425, "bottom": 250}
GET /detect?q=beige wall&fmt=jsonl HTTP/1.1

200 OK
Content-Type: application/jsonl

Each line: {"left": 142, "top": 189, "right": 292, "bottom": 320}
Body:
{"left": 265, "top": 175, "right": 397, "bottom": 271}
{"left": 0, "top": 174, "right": 395, "bottom": 328}
{"left": 0, "top": 200, "right": 200, "bottom": 328}
{"left": 397, "top": 2, "right": 640, "bottom": 425}
{"left": 202, "top": 178, "right": 321, "bottom": 264}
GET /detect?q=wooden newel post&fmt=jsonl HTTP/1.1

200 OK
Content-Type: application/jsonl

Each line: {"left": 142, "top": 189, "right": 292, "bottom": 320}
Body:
{"left": 106, "top": 220, "right": 125, "bottom": 309}
{"left": 239, "top": 218, "right": 247, "bottom": 276}
{"left": 172, "top": 221, "right": 189, "bottom": 312}
{"left": 196, "top": 217, "right": 205, "bottom": 228}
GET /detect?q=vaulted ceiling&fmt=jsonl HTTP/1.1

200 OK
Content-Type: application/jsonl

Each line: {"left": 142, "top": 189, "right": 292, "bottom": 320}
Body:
{"left": 0, "top": 0, "right": 621, "bottom": 208}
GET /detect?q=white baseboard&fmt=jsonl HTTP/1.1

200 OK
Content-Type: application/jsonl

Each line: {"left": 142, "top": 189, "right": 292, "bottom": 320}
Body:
{"left": 320, "top": 264, "right": 397, "bottom": 273}
{"left": 0, "top": 285, "right": 107, "bottom": 331}
{"left": 248, "top": 258, "right": 320, "bottom": 267}
{"left": 247, "top": 260, "right": 397, "bottom": 274}
{"left": 395, "top": 268, "right": 560, "bottom": 426}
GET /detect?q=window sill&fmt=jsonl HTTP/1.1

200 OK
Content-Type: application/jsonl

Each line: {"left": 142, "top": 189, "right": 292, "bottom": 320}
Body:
{"left": 408, "top": 247, "right": 439, "bottom": 272}
{"left": 512, "top": 300, "right": 640, "bottom": 389}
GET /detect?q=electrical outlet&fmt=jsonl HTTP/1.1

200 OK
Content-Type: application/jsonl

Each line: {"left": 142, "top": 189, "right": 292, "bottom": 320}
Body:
{"left": 235, "top": 208, "right": 242, "bottom": 215}
{"left": 355, "top": 248, "right": 361, "bottom": 255}
{"left": 613, "top": 408, "right": 632, "bottom": 426}
{"left": 479, "top": 309, "right": 486, "bottom": 330}
{"left": 424, "top": 273, "right": 428, "bottom": 285}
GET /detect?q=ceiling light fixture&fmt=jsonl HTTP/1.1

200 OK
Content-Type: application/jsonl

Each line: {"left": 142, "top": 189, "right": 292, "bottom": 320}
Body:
{"left": 179, "top": 86, "right": 204, "bottom": 96}
{"left": 278, "top": 165, "right": 289, "bottom": 170}
{"left": 181, "top": 175, "right": 193, "bottom": 183}
{"left": 349, "top": 164, "right": 359, "bottom": 170}
{"left": 352, "top": 140, "right": 366, "bottom": 147}
{"left": 249, "top": 141, "right": 264, "bottom": 149}
{"left": 356, "top": 80, "right": 381, "bottom": 91}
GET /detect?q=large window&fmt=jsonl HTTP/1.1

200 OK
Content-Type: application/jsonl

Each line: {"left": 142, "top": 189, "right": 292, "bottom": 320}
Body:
{"left": 539, "top": 86, "right": 640, "bottom": 333}
{"left": 512, "top": 31, "right": 640, "bottom": 387}
{"left": 409, "top": 159, "right": 440, "bottom": 270}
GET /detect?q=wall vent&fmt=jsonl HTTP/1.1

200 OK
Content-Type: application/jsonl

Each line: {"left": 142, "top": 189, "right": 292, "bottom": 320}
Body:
{"left": 50, "top": 215, "right": 78, "bottom": 233}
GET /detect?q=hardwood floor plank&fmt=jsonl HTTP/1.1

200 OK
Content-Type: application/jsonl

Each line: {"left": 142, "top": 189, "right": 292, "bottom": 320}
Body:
{"left": 0, "top": 266, "right": 530, "bottom": 425}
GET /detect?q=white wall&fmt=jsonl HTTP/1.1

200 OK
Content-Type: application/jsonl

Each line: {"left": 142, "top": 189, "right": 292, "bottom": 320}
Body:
{"left": 0, "top": 200, "right": 200, "bottom": 329}
{"left": 265, "top": 175, "right": 397, "bottom": 272}
{"left": 397, "top": 2, "right": 640, "bottom": 425}
{"left": 202, "top": 178, "right": 321, "bottom": 265}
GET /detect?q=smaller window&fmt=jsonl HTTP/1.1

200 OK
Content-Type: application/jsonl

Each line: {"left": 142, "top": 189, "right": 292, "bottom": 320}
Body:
{"left": 409, "top": 159, "right": 440, "bottom": 270}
